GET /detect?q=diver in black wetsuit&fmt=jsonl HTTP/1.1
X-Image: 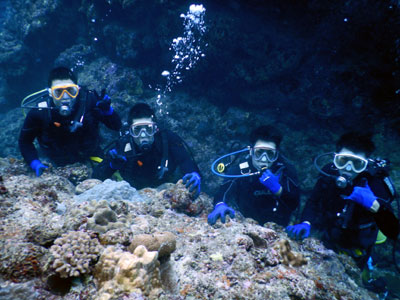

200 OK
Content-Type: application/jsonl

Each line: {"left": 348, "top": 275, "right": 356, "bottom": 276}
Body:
{"left": 19, "top": 67, "right": 122, "bottom": 176}
{"left": 208, "top": 125, "right": 300, "bottom": 226}
{"left": 92, "top": 103, "right": 202, "bottom": 198}
{"left": 286, "top": 132, "right": 400, "bottom": 296}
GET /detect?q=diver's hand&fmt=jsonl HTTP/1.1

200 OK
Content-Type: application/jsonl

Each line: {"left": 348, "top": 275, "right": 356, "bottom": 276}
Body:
{"left": 108, "top": 149, "right": 127, "bottom": 170}
{"left": 30, "top": 159, "right": 48, "bottom": 177}
{"left": 259, "top": 169, "right": 282, "bottom": 195}
{"left": 207, "top": 202, "right": 235, "bottom": 225}
{"left": 286, "top": 222, "right": 311, "bottom": 239}
{"left": 96, "top": 89, "right": 113, "bottom": 115}
{"left": 346, "top": 181, "right": 380, "bottom": 212}
{"left": 182, "top": 172, "right": 201, "bottom": 199}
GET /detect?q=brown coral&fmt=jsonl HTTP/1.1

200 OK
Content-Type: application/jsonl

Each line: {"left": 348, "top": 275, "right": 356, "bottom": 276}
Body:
{"left": 128, "top": 232, "right": 177, "bottom": 259}
{"left": 50, "top": 231, "right": 103, "bottom": 278}
{"left": 275, "top": 239, "right": 307, "bottom": 267}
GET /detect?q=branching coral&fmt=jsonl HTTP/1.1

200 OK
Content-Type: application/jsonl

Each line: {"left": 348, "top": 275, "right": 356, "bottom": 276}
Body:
{"left": 50, "top": 231, "right": 103, "bottom": 278}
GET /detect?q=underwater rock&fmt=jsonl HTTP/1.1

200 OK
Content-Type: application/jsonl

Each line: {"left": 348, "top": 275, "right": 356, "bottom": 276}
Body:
{"left": 161, "top": 180, "right": 208, "bottom": 216}
{"left": 94, "top": 245, "right": 162, "bottom": 300}
{"left": 75, "top": 178, "right": 102, "bottom": 195}
{"left": 99, "top": 228, "right": 132, "bottom": 246}
{"left": 128, "top": 232, "right": 177, "bottom": 259}
{"left": 53, "top": 163, "right": 91, "bottom": 186}
{"left": 50, "top": 231, "right": 103, "bottom": 278}
{"left": 0, "top": 240, "right": 47, "bottom": 282}
{"left": 74, "top": 179, "right": 143, "bottom": 203}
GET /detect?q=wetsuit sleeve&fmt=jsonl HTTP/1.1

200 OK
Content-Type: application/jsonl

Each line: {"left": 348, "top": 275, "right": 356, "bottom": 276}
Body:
{"left": 88, "top": 90, "right": 122, "bottom": 131}
{"left": 373, "top": 178, "right": 399, "bottom": 240}
{"left": 91, "top": 141, "right": 121, "bottom": 181}
{"left": 167, "top": 131, "right": 200, "bottom": 175}
{"left": 374, "top": 205, "right": 399, "bottom": 240}
{"left": 213, "top": 178, "right": 239, "bottom": 206}
{"left": 279, "top": 164, "right": 300, "bottom": 212}
{"left": 98, "top": 110, "right": 122, "bottom": 131}
{"left": 18, "top": 110, "right": 42, "bottom": 164}
{"left": 301, "top": 177, "right": 329, "bottom": 229}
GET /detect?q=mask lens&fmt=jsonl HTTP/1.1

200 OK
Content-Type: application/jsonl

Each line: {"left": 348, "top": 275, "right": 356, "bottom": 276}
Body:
{"left": 334, "top": 155, "right": 348, "bottom": 168}
{"left": 334, "top": 154, "right": 367, "bottom": 173}
{"left": 53, "top": 88, "right": 64, "bottom": 99}
{"left": 52, "top": 85, "right": 79, "bottom": 100}
{"left": 253, "top": 147, "right": 278, "bottom": 162}
{"left": 66, "top": 86, "right": 78, "bottom": 97}
{"left": 130, "top": 123, "right": 156, "bottom": 137}
{"left": 351, "top": 157, "right": 367, "bottom": 172}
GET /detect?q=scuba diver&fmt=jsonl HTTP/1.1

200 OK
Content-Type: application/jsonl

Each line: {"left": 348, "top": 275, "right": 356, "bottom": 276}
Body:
{"left": 286, "top": 131, "right": 400, "bottom": 297}
{"left": 92, "top": 103, "right": 201, "bottom": 198}
{"left": 19, "top": 66, "right": 122, "bottom": 176}
{"left": 208, "top": 125, "right": 300, "bottom": 226}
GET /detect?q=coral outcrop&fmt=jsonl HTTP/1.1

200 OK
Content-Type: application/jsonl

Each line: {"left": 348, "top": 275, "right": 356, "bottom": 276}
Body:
{"left": 50, "top": 231, "right": 103, "bottom": 278}
{"left": 94, "top": 245, "right": 162, "bottom": 300}
{"left": 161, "top": 180, "right": 207, "bottom": 216}
{"left": 128, "top": 232, "right": 177, "bottom": 259}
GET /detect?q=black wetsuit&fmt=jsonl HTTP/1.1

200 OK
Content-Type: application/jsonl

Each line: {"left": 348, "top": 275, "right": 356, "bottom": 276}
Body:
{"left": 213, "top": 156, "right": 300, "bottom": 226}
{"left": 92, "top": 129, "right": 200, "bottom": 189}
{"left": 19, "top": 88, "right": 122, "bottom": 166}
{"left": 302, "top": 163, "right": 399, "bottom": 266}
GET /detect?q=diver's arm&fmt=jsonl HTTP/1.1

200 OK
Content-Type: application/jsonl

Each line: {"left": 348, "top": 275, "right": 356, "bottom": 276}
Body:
{"left": 92, "top": 158, "right": 118, "bottom": 181}
{"left": 18, "top": 110, "right": 41, "bottom": 164}
{"left": 374, "top": 204, "right": 399, "bottom": 240}
{"left": 372, "top": 178, "right": 399, "bottom": 240}
{"left": 168, "top": 131, "right": 200, "bottom": 174}
{"left": 88, "top": 90, "right": 122, "bottom": 131}
{"left": 213, "top": 179, "right": 239, "bottom": 206}
{"left": 300, "top": 177, "right": 327, "bottom": 228}
{"left": 98, "top": 110, "right": 122, "bottom": 131}
{"left": 279, "top": 172, "right": 301, "bottom": 212}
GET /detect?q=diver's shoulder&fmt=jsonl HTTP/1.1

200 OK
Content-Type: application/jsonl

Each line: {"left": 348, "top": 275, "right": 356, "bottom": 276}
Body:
{"left": 25, "top": 108, "right": 49, "bottom": 120}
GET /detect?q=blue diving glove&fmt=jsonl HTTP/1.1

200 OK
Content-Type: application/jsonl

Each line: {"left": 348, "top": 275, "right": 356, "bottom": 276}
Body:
{"left": 182, "top": 172, "right": 201, "bottom": 199}
{"left": 259, "top": 169, "right": 282, "bottom": 194}
{"left": 346, "top": 181, "right": 379, "bottom": 212}
{"left": 96, "top": 89, "right": 113, "bottom": 116}
{"left": 286, "top": 222, "right": 311, "bottom": 239}
{"left": 207, "top": 202, "right": 235, "bottom": 225}
{"left": 109, "top": 149, "right": 127, "bottom": 170}
{"left": 30, "top": 159, "right": 48, "bottom": 177}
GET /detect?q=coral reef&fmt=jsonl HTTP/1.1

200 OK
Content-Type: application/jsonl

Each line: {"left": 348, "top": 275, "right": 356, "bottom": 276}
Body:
{"left": 50, "top": 231, "right": 103, "bottom": 278}
{"left": 94, "top": 245, "right": 162, "bottom": 300}
{"left": 0, "top": 159, "right": 383, "bottom": 299}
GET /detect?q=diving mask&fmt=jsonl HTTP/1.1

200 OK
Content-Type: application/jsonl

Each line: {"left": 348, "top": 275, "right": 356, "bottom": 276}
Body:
{"left": 252, "top": 146, "right": 278, "bottom": 163}
{"left": 333, "top": 153, "right": 368, "bottom": 173}
{"left": 50, "top": 84, "right": 79, "bottom": 100}
{"left": 130, "top": 122, "right": 157, "bottom": 138}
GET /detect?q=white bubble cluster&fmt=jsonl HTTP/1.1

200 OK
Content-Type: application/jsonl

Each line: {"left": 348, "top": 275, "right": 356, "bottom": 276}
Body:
{"left": 156, "top": 4, "right": 207, "bottom": 114}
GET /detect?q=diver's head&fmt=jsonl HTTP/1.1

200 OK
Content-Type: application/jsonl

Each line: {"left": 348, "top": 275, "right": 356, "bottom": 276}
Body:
{"left": 48, "top": 67, "right": 80, "bottom": 116}
{"left": 128, "top": 103, "right": 158, "bottom": 152}
{"left": 249, "top": 125, "right": 281, "bottom": 171}
{"left": 333, "top": 132, "right": 374, "bottom": 182}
